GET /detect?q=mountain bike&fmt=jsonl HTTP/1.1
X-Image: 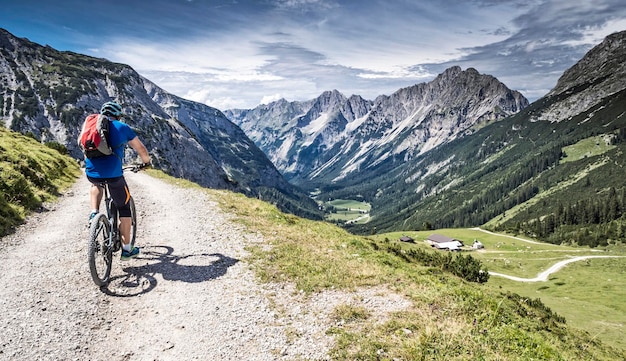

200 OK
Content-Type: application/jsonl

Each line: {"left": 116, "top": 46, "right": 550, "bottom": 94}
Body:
{"left": 87, "top": 164, "right": 145, "bottom": 287}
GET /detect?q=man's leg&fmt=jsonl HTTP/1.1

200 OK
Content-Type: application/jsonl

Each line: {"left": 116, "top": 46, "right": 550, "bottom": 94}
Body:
{"left": 119, "top": 216, "right": 139, "bottom": 260}
{"left": 106, "top": 176, "right": 139, "bottom": 260}
{"left": 89, "top": 184, "right": 103, "bottom": 222}
{"left": 119, "top": 217, "right": 131, "bottom": 246}
{"left": 90, "top": 184, "right": 103, "bottom": 211}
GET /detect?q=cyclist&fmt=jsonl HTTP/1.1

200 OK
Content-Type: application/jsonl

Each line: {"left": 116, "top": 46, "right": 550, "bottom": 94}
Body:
{"left": 85, "top": 101, "right": 151, "bottom": 260}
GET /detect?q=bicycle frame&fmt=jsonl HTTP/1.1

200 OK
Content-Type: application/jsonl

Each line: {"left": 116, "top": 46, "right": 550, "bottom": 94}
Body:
{"left": 88, "top": 165, "right": 140, "bottom": 286}
{"left": 101, "top": 183, "right": 121, "bottom": 253}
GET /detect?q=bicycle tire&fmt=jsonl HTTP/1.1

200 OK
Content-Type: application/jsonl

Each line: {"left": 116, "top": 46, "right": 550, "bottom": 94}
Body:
{"left": 88, "top": 213, "right": 113, "bottom": 286}
{"left": 129, "top": 196, "right": 137, "bottom": 249}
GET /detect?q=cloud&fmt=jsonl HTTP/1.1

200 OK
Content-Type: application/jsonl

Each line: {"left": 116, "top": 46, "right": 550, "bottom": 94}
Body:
{"left": 562, "top": 18, "right": 626, "bottom": 46}
{"left": 357, "top": 65, "right": 434, "bottom": 80}
{"left": 6, "top": 0, "right": 624, "bottom": 109}
{"left": 260, "top": 94, "right": 285, "bottom": 105}
{"left": 415, "top": 0, "right": 626, "bottom": 101}
{"left": 94, "top": 0, "right": 626, "bottom": 107}
{"left": 272, "top": 0, "right": 338, "bottom": 10}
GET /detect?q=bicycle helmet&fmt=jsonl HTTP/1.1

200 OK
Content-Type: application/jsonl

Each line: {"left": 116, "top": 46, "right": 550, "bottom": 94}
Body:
{"left": 100, "top": 101, "right": 124, "bottom": 117}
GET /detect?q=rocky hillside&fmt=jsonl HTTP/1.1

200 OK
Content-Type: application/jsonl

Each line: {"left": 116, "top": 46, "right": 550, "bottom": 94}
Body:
{"left": 538, "top": 30, "right": 626, "bottom": 123}
{"left": 0, "top": 28, "right": 321, "bottom": 219}
{"left": 226, "top": 67, "right": 528, "bottom": 184}
{"left": 344, "top": 30, "right": 626, "bottom": 243}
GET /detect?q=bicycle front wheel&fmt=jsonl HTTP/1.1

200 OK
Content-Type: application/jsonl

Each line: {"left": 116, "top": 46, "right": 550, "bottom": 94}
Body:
{"left": 88, "top": 213, "right": 113, "bottom": 286}
{"left": 129, "top": 196, "right": 137, "bottom": 249}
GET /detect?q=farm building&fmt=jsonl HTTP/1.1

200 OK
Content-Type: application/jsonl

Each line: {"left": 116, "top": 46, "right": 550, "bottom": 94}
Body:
{"left": 399, "top": 235, "right": 415, "bottom": 243}
{"left": 426, "top": 234, "right": 464, "bottom": 251}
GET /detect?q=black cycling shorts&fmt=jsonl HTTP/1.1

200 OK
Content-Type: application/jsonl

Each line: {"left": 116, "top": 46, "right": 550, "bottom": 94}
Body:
{"left": 87, "top": 176, "right": 132, "bottom": 217}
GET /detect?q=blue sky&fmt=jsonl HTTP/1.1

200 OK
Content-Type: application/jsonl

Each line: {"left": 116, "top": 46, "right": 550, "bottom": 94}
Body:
{"left": 2, "top": 0, "right": 626, "bottom": 110}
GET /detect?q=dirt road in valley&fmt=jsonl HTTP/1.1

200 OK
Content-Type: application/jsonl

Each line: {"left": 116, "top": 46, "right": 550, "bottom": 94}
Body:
{"left": 489, "top": 255, "right": 624, "bottom": 282}
{"left": 471, "top": 228, "right": 623, "bottom": 282}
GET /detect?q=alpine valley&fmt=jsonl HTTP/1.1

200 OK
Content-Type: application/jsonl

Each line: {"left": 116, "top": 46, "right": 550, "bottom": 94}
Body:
{"left": 2, "top": 26, "right": 626, "bottom": 247}
{"left": 226, "top": 30, "right": 626, "bottom": 247}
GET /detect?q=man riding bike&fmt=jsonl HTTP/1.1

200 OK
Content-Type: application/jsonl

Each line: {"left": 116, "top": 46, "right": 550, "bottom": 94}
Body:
{"left": 84, "top": 101, "right": 151, "bottom": 260}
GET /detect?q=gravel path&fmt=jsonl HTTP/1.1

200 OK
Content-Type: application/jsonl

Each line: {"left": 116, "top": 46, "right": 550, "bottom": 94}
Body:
{"left": 489, "top": 255, "right": 624, "bottom": 282}
{"left": 470, "top": 227, "right": 544, "bottom": 245}
{"left": 0, "top": 172, "right": 410, "bottom": 361}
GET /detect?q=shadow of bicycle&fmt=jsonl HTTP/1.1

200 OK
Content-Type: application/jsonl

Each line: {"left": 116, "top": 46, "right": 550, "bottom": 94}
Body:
{"left": 101, "top": 245, "right": 239, "bottom": 297}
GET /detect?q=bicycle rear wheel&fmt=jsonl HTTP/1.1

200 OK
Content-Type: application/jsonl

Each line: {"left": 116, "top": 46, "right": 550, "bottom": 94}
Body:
{"left": 129, "top": 196, "right": 137, "bottom": 249}
{"left": 88, "top": 213, "right": 113, "bottom": 286}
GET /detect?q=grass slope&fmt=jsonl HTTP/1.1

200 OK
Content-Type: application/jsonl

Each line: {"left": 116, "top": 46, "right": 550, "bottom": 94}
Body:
{"left": 196, "top": 184, "right": 625, "bottom": 360}
{"left": 0, "top": 127, "right": 80, "bottom": 236}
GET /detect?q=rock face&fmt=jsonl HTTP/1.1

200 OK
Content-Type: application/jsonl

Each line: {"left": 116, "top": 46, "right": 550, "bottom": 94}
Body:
{"left": 0, "top": 28, "right": 318, "bottom": 218}
{"left": 226, "top": 66, "right": 528, "bottom": 184}
{"left": 536, "top": 30, "right": 626, "bottom": 123}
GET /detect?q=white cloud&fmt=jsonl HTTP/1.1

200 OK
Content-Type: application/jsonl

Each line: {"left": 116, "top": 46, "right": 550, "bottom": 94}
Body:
{"left": 357, "top": 65, "right": 434, "bottom": 80}
{"left": 182, "top": 87, "right": 252, "bottom": 110}
{"left": 562, "top": 18, "right": 626, "bottom": 47}
{"left": 260, "top": 94, "right": 284, "bottom": 105}
{"left": 100, "top": 25, "right": 279, "bottom": 74}
{"left": 71, "top": 0, "right": 626, "bottom": 109}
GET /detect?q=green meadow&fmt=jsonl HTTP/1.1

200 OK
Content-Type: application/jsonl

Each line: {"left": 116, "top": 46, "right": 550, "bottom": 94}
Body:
{"left": 370, "top": 228, "right": 626, "bottom": 351}
{"left": 561, "top": 135, "right": 616, "bottom": 163}
{"left": 0, "top": 128, "right": 80, "bottom": 236}
{"left": 324, "top": 198, "right": 371, "bottom": 224}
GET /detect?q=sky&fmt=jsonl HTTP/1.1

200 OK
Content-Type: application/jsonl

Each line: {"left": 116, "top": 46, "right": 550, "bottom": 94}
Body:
{"left": 2, "top": 0, "right": 626, "bottom": 110}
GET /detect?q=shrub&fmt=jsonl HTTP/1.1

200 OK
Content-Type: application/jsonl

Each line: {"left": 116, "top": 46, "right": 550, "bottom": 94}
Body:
{"left": 45, "top": 141, "right": 68, "bottom": 155}
{"left": 384, "top": 243, "right": 490, "bottom": 283}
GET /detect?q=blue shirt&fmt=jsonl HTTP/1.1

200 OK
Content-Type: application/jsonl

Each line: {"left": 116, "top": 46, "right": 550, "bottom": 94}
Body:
{"left": 85, "top": 119, "right": 137, "bottom": 178}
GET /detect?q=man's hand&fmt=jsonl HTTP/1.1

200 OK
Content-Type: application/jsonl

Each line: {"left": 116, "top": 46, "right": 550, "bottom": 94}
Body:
{"left": 123, "top": 162, "right": 151, "bottom": 173}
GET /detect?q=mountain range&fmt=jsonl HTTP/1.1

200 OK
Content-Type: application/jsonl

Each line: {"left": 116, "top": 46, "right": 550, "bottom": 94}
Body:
{"left": 2, "top": 26, "right": 626, "bottom": 246}
{"left": 0, "top": 28, "right": 320, "bottom": 219}
{"left": 225, "top": 67, "right": 528, "bottom": 185}
{"left": 227, "top": 31, "right": 626, "bottom": 246}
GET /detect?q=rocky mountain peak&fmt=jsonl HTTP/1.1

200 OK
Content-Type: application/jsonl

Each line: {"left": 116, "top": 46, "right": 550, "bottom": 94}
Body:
{"left": 439, "top": 65, "right": 463, "bottom": 78}
{"left": 304, "top": 89, "right": 348, "bottom": 122}
{"left": 0, "top": 29, "right": 17, "bottom": 51}
{"left": 228, "top": 66, "right": 528, "bottom": 183}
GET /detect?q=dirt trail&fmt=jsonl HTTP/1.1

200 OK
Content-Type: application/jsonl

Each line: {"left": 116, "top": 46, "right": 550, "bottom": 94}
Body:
{"left": 471, "top": 227, "right": 544, "bottom": 245}
{"left": 489, "top": 255, "right": 624, "bottom": 282}
{"left": 471, "top": 228, "right": 623, "bottom": 282}
{"left": 0, "top": 172, "right": 341, "bottom": 360}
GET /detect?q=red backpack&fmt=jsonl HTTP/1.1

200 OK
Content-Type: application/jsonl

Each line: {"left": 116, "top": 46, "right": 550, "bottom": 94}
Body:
{"left": 78, "top": 114, "right": 113, "bottom": 158}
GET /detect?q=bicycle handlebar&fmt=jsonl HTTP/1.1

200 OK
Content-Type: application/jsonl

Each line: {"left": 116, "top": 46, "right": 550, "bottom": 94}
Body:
{"left": 123, "top": 162, "right": 151, "bottom": 173}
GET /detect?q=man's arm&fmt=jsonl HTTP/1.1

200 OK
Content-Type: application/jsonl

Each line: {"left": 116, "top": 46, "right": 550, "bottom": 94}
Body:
{"left": 128, "top": 137, "right": 151, "bottom": 165}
